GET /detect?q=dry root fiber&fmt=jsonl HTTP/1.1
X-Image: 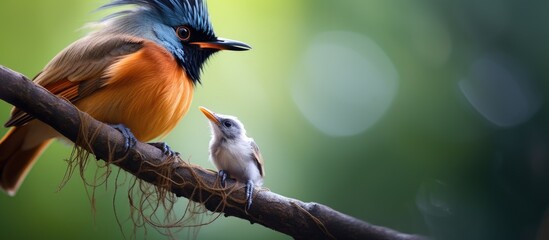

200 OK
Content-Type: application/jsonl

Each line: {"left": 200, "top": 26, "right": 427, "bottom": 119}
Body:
{"left": 57, "top": 114, "right": 239, "bottom": 239}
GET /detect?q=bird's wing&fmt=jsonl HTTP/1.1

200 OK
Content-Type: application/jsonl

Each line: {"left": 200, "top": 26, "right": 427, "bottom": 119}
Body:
{"left": 5, "top": 34, "right": 144, "bottom": 127}
{"left": 250, "top": 139, "right": 265, "bottom": 177}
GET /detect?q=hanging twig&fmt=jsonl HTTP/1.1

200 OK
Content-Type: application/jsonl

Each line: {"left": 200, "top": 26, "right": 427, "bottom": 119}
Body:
{"left": 0, "top": 65, "right": 426, "bottom": 240}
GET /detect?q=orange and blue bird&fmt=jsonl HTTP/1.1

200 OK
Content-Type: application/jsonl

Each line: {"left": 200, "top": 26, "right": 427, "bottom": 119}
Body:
{"left": 0, "top": 0, "right": 250, "bottom": 196}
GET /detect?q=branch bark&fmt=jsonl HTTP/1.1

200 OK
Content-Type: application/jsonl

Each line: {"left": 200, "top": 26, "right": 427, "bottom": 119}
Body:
{"left": 0, "top": 65, "right": 427, "bottom": 240}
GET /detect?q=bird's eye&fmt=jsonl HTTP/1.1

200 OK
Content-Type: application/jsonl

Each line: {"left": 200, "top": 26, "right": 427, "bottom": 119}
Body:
{"left": 176, "top": 26, "right": 191, "bottom": 41}
{"left": 223, "top": 120, "right": 232, "bottom": 128}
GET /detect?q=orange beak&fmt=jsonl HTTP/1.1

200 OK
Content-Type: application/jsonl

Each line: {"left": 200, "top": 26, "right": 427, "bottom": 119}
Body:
{"left": 191, "top": 38, "right": 251, "bottom": 51}
{"left": 199, "top": 106, "right": 220, "bottom": 125}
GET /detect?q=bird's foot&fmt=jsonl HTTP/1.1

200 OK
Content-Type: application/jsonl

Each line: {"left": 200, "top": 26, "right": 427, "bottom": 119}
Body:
{"left": 149, "top": 142, "right": 179, "bottom": 158}
{"left": 245, "top": 180, "right": 254, "bottom": 211}
{"left": 218, "top": 170, "right": 228, "bottom": 188}
{"left": 110, "top": 124, "right": 137, "bottom": 153}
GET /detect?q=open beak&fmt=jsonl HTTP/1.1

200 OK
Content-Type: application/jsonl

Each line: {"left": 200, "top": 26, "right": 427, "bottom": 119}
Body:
{"left": 191, "top": 37, "right": 251, "bottom": 51}
{"left": 199, "top": 106, "right": 220, "bottom": 125}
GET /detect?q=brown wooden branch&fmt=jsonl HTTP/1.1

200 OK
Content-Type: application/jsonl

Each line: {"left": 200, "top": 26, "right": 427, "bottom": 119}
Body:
{"left": 0, "top": 65, "right": 427, "bottom": 240}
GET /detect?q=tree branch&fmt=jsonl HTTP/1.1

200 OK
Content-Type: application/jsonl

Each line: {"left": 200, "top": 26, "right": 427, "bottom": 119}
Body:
{"left": 0, "top": 65, "right": 426, "bottom": 240}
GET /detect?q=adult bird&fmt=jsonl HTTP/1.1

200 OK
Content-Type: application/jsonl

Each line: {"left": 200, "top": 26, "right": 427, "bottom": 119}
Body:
{"left": 0, "top": 0, "right": 250, "bottom": 196}
{"left": 199, "top": 107, "right": 264, "bottom": 210}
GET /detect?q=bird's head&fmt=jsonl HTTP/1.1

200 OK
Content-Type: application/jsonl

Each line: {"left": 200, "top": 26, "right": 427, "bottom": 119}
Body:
{"left": 100, "top": 0, "right": 251, "bottom": 84}
{"left": 199, "top": 106, "right": 246, "bottom": 140}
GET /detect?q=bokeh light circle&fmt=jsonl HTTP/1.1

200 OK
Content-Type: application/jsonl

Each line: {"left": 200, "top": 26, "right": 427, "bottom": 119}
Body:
{"left": 292, "top": 31, "right": 399, "bottom": 137}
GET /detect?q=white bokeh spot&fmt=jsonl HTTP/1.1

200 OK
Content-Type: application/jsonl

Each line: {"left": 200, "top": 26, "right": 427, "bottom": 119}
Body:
{"left": 292, "top": 31, "right": 399, "bottom": 137}
{"left": 459, "top": 56, "right": 542, "bottom": 127}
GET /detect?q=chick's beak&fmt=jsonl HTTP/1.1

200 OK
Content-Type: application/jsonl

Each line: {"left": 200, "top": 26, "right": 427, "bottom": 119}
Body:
{"left": 199, "top": 106, "right": 220, "bottom": 125}
{"left": 191, "top": 37, "right": 251, "bottom": 51}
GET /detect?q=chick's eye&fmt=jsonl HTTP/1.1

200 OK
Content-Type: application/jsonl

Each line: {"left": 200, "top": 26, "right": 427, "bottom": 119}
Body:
{"left": 223, "top": 121, "right": 232, "bottom": 128}
{"left": 176, "top": 26, "right": 191, "bottom": 41}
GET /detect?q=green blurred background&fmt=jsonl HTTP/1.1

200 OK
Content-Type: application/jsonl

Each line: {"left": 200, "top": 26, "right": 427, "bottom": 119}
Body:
{"left": 1, "top": 0, "right": 549, "bottom": 239}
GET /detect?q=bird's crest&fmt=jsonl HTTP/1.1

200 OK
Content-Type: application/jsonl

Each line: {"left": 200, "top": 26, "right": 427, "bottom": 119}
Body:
{"left": 101, "top": 0, "right": 214, "bottom": 35}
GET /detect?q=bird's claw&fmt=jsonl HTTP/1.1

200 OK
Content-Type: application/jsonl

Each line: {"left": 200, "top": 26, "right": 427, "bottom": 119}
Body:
{"left": 149, "top": 142, "right": 179, "bottom": 157}
{"left": 245, "top": 180, "right": 254, "bottom": 211}
{"left": 218, "top": 170, "right": 228, "bottom": 188}
{"left": 110, "top": 124, "right": 136, "bottom": 153}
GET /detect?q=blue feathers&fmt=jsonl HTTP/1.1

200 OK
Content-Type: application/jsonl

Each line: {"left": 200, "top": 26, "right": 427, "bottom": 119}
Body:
{"left": 95, "top": 0, "right": 221, "bottom": 84}
{"left": 101, "top": 0, "right": 214, "bottom": 35}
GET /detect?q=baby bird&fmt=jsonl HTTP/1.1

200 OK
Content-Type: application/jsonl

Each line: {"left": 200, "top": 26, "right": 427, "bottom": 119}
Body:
{"left": 199, "top": 106, "right": 264, "bottom": 210}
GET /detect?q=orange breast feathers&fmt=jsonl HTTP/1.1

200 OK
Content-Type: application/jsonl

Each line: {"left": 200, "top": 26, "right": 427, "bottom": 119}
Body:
{"left": 75, "top": 42, "right": 194, "bottom": 141}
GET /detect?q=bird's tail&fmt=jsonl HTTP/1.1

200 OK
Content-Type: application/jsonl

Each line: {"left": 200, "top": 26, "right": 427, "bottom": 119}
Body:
{"left": 0, "top": 125, "right": 52, "bottom": 196}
